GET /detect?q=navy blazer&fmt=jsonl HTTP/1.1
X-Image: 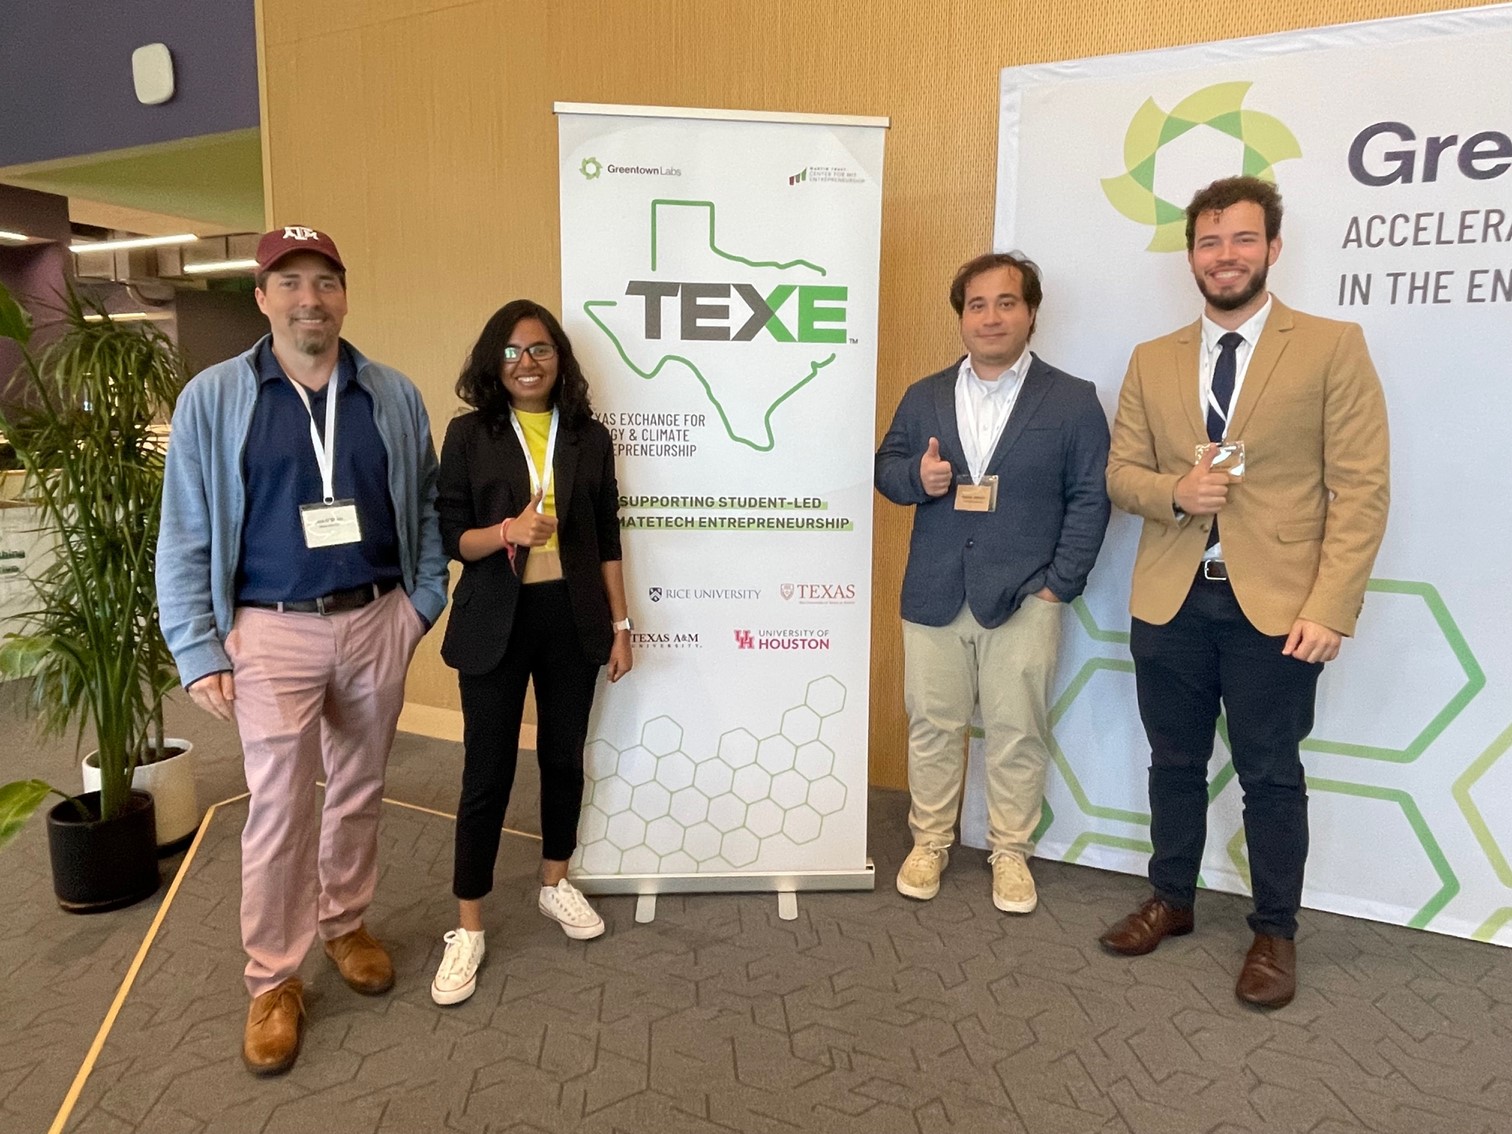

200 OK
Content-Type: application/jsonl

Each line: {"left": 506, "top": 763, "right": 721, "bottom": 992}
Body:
{"left": 875, "top": 355, "right": 1111, "bottom": 628}
{"left": 437, "top": 410, "right": 622, "bottom": 674}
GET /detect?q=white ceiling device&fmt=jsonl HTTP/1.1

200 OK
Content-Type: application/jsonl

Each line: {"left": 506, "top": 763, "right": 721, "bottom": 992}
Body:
{"left": 131, "top": 43, "right": 175, "bottom": 106}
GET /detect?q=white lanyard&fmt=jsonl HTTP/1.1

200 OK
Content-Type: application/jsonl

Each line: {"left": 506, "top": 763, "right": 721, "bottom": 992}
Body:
{"left": 960, "top": 366, "right": 1025, "bottom": 483}
{"left": 287, "top": 375, "right": 340, "bottom": 504}
{"left": 508, "top": 408, "right": 559, "bottom": 510}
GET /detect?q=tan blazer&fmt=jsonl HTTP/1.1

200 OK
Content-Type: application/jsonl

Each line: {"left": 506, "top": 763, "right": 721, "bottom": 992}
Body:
{"left": 1107, "top": 298, "right": 1390, "bottom": 637}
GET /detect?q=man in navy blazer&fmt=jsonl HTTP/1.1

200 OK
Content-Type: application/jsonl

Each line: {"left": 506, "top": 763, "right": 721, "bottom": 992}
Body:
{"left": 875, "top": 253, "right": 1110, "bottom": 913}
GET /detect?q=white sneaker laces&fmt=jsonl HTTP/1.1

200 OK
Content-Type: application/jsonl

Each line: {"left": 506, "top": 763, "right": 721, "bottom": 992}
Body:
{"left": 438, "top": 929, "right": 480, "bottom": 980}
{"left": 551, "top": 880, "right": 594, "bottom": 920}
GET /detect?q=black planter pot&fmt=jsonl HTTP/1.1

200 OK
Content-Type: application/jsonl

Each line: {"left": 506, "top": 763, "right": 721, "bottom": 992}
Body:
{"left": 46, "top": 790, "right": 161, "bottom": 913}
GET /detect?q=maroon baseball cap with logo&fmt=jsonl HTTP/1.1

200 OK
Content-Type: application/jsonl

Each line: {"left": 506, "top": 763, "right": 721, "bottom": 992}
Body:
{"left": 255, "top": 226, "right": 346, "bottom": 273}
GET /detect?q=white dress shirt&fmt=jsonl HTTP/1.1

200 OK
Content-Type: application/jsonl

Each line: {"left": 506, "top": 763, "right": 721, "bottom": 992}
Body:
{"left": 955, "top": 348, "right": 1032, "bottom": 484}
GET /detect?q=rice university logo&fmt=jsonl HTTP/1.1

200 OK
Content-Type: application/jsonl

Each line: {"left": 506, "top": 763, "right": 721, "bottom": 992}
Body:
{"left": 1101, "top": 82, "right": 1301, "bottom": 252}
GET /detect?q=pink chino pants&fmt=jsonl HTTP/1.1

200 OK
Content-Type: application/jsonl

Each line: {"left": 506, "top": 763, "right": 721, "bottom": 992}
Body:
{"left": 225, "top": 586, "right": 424, "bottom": 996}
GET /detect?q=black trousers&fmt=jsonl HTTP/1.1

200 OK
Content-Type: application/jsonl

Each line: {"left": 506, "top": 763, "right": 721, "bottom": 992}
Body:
{"left": 1130, "top": 571, "right": 1322, "bottom": 939}
{"left": 453, "top": 580, "right": 601, "bottom": 900}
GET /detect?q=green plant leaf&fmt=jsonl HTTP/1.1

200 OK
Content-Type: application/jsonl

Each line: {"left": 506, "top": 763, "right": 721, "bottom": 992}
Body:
{"left": 0, "top": 779, "right": 53, "bottom": 849}
{"left": 0, "top": 281, "right": 32, "bottom": 347}
{"left": 0, "top": 633, "right": 50, "bottom": 678}
{"left": 0, "top": 281, "right": 187, "bottom": 821}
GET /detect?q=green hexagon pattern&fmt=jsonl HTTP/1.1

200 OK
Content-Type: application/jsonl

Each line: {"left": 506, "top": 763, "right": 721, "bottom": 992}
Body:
{"left": 1045, "top": 577, "right": 1487, "bottom": 936}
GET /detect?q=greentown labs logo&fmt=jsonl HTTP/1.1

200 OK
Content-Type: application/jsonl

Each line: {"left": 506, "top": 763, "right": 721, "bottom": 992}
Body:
{"left": 578, "top": 156, "right": 683, "bottom": 180}
{"left": 1101, "top": 81, "right": 1301, "bottom": 252}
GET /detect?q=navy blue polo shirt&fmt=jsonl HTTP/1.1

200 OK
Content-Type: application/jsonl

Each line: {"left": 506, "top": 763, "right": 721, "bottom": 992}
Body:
{"left": 235, "top": 340, "right": 402, "bottom": 603}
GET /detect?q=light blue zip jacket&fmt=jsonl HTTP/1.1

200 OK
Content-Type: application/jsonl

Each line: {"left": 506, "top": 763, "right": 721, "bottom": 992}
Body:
{"left": 157, "top": 336, "right": 449, "bottom": 689}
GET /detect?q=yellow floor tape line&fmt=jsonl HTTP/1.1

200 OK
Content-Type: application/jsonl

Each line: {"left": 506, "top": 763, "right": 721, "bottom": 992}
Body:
{"left": 49, "top": 788, "right": 537, "bottom": 1132}
{"left": 48, "top": 791, "right": 247, "bottom": 1134}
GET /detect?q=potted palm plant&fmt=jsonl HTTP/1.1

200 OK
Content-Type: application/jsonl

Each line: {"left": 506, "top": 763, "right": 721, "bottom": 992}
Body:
{"left": 0, "top": 279, "right": 192, "bottom": 910}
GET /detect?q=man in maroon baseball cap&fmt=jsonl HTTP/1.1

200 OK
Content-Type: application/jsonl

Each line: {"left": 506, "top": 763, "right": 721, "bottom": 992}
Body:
{"left": 159, "top": 218, "right": 448, "bottom": 1076}
{"left": 254, "top": 225, "right": 346, "bottom": 274}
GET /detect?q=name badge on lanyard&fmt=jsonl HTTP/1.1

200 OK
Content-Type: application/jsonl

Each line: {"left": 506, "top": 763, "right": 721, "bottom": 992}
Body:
{"left": 954, "top": 366, "right": 1020, "bottom": 513}
{"left": 954, "top": 474, "right": 999, "bottom": 512}
{"left": 288, "top": 375, "right": 363, "bottom": 548}
{"left": 509, "top": 407, "right": 559, "bottom": 512}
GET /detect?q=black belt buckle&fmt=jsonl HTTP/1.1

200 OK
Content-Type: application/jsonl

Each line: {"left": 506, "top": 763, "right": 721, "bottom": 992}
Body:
{"left": 313, "top": 590, "right": 345, "bottom": 615}
{"left": 316, "top": 580, "right": 393, "bottom": 614}
{"left": 1201, "top": 560, "right": 1229, "bottom": 582}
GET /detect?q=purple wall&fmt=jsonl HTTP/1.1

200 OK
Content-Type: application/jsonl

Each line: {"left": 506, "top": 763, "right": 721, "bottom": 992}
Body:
{"left": 0, "top": 185, "right": 72, "bottom": 406}
{"left": 0, "top": 1, "right": 258, "bottom": 168}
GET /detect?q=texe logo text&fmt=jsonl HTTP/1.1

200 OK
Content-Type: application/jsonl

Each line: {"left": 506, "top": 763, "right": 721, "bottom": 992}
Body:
{"left": 624, "top": 281, "right": 847, "bottom": 343}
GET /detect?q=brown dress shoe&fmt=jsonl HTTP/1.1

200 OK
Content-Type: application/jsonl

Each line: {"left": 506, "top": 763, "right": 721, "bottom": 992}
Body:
{"left": 1098, "top": 895, "right": 1195, "bottom": 956}
{"left": 1235, "top": 933, "right": 1296, "bottom": 1008}
{"left": 323, "top": 925, "right": 394, "bottom": 994}
{"left": 243, "top": 977, "right": 305, "bottom": 1076}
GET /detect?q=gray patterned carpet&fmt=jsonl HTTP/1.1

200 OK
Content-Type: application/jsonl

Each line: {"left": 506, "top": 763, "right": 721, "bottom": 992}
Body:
{"left": 2, "top": 683, "right": 1510, "bottom": 1134}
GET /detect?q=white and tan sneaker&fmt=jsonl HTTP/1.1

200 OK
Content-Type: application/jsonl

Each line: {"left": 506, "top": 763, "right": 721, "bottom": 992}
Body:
{"left": 896, "top": 844, "right": 950, "bottom": 900}
{"left": 430, "top": 927, "right": 485, "bottom": 1005}
{"left": 989, "top": 850, "right": 1037, "bottom": 913}
{"left": 538, "top": 879, "right": 605, "bottom": 940}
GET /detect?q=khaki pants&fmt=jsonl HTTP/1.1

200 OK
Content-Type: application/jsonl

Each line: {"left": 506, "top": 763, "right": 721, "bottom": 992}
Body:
{"left": 902, "top": 597, "right": 1062, "bottom": 856}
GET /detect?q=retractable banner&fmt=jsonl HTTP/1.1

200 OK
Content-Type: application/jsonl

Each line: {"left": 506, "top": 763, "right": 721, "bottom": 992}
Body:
{"left": 557, "top": 104, "right": 886, "bottom": 893}
{"left": 971, "top": 4, "right": 1512, "bottom": 942}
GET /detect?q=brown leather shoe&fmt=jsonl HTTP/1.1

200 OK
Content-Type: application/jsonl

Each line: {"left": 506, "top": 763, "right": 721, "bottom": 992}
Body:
{"left": 323, "top": 925, "right": 394, "bottom": 994}
{"left": 1235, "top": 933, "right": 1297, "bottom": 1008}
{"left": 243, "top": 977, "right": 304, "bottom": 1076}
{"left": 1098, "top": 895, "right": 1195, "bottom": 956}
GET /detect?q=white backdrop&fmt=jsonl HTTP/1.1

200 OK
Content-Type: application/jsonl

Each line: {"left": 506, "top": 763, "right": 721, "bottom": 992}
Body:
{"left": 557, "top": 105, "right": 886, "bottom": 891}
{"left": 965, "top": 4, "right": 1512, "bottom": 943}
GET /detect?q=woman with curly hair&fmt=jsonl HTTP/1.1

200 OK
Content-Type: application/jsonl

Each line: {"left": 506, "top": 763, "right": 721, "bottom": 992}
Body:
{"left": 430, "top": 300, "right": 631, "bottom": 1005}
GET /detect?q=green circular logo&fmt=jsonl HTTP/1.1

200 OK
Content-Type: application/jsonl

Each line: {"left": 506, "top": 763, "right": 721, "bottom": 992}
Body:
{"left": 580, "top": 156, "right": 603, "bottom": 181}
{"left": 1101, "top": 82, "right": 1301, "bottom": 252}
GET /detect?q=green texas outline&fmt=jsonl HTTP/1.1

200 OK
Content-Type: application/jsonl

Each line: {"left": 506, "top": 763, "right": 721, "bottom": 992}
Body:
{"left": 584, "top": 199, "right": 837, "bottom": 453}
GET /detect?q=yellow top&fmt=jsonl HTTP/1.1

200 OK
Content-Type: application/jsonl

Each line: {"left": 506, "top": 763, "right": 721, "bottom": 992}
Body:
{"left": 516, "top": 409, "right": 558, "bottom": 553}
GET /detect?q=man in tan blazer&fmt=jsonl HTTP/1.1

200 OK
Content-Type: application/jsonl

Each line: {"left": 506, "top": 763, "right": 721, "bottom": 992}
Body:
{"left": 1100, "top": 176, "right": 1389, "bottom": 1009}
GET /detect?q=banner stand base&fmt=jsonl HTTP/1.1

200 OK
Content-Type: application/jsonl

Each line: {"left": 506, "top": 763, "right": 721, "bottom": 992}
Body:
{"left": 575, "top": 859, "right": 875, "bottom": 899}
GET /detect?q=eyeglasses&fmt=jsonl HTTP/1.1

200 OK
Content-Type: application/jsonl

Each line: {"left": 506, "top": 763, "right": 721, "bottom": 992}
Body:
{"left": 503, "top": 343, "right": 556, "bottom": 364}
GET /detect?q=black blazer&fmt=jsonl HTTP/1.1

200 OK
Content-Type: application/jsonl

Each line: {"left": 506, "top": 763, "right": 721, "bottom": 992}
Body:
{"left": 437, "top": 410, "right": 622, "bottom": 674}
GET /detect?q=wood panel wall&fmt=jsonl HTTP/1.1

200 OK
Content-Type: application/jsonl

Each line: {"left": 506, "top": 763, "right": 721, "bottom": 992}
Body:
{"left": 257, "top": 0, "right": 1486, "bottom": 789}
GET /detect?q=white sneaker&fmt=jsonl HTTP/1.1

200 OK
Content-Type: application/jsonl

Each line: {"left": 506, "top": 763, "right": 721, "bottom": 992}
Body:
{"left": 538, "top": 879, "right": 605, "bottom": 940}
{"left": 989, "top": 850, "right": 1037, "bottom": 913}
{"left": 896, "top": 844, "right": 950, "bottom": 900}
{"left": 430, "top": 927, "right": 485, "bottom": 1005}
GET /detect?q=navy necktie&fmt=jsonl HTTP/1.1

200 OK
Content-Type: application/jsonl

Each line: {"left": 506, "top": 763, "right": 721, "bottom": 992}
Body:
{"left": 1207, "top": 332, "right": 1243, "bottom": 443}
{"left": 1205, "top": 332, "right": 1243, "bottom": 549}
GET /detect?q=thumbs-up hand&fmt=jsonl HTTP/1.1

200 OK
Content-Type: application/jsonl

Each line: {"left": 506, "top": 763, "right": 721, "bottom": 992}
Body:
{"left": 920, "top": 436, "right": 953, "bottom": 498}
{"left": 505, "top": 487, "right": 558, "bottom": 546}
{"left": 1173, "top": 442, "right": 1232, "bottom": 516}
